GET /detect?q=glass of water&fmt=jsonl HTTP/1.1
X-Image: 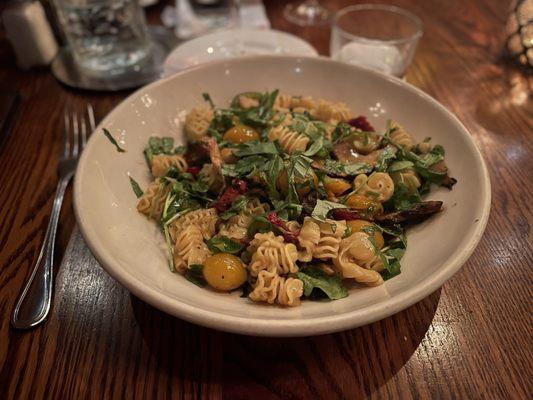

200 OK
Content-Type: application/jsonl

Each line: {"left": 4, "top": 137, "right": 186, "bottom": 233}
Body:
{"left": 53, "top": 0, "right": 152, "bottom": 76}
{"left": 330, "top": 4, "right": 422, "bottom": 78}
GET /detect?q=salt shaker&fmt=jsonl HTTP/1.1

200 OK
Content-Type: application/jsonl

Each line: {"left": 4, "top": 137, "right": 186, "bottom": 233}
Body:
{"left": 2, "top": 1, "right": 59, "bottom": 69}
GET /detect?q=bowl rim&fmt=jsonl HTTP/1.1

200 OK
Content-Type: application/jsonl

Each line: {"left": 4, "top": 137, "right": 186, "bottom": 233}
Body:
{"left": 74, "top": 55, "right": 491, "bottom": 337}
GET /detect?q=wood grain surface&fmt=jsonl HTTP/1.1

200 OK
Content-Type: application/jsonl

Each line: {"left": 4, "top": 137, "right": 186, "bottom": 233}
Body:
{"left": 0, "top": 0, "right": 532, "bottom": 399}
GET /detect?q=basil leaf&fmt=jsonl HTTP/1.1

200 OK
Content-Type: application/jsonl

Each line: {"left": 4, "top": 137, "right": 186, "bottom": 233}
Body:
{"left": 264, "top": 155, "right": 284, "bottom": 199}
{"left": 128, "top": 176, "right": 143, "bottom": 198}
{"left": 311, "top": 199, "right": 347, "bottom": 221}
{"left": 297, "top": 266, "right": 348, "bottom": 300}
{"left": 103, "top": 128, "right": 126, "bottom": 153}
{"left": 323, "top": 159, "right": 372, "bottom": 176}
{"left": 206, "top": 236, "right": 243, "bottom": 254}
{"left": 303, "top": 136, "right": 324, "bottom": 157}
{"left": 235, "top": 141, "right": 279, "bottom": 157}
{"left": 185, "top": 264, "right": 207, "bottom": 287}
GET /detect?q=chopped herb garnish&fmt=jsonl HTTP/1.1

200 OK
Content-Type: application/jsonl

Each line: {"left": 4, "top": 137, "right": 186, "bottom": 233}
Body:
{"left": 103, "top": 128, "right": 126, "bottom": 152}
{"left": 129, "top": 176, "right": 143, "bottom": 198}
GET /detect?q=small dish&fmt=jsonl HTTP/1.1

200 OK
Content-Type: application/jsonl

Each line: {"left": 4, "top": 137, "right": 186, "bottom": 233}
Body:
{"left": 163, "top": 28, "right": 318, "bottom": 76}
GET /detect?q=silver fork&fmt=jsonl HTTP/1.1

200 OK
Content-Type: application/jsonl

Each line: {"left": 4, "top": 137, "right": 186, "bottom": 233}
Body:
{"left": 11, "top": 104, "right": 96, "bottom": 329}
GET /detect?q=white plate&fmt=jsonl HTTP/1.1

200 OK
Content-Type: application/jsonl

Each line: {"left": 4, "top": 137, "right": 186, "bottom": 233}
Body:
{"left": 163, "top": 28, "right": 318, "bottom": 77}
{"left": 74, "top": 56, "right": 491, "bottom": 337}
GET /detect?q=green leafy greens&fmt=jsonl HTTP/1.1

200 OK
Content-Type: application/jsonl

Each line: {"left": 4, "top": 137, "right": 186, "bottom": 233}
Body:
{"left": 206, "top": 236, "right": 243, "bottom": 254}
{"left": 103, "top": 128, "right": 126, "bottom": 152}
{"left": 297, "top": 266, "right": 348, "bottom": 300}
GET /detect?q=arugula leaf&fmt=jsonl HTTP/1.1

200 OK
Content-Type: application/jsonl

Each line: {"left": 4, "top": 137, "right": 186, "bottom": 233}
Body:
{"left": 128, "top": 176, "right": 143, "bottom": 198}
{"left": 206, "top": 236, "right": 243, "bottom": 254}
{"left": 380, "top": 246, "right": 406, "bottom": 280}
{"left": 385, "top": 182, "right": 421, "bottom": 211}
{"left": 264, "top": 155, "right": 284, "bottom": 199}
{"left": 209, "top": 109, "right": 235, "bottom": 141}
{"left": 219, "top": 196, "right": 249, "bottom": 220}
{"left": 185, "top": 264, "right": 207, "bottom": 287}
{"left": 375, "top": 146, "right": 397, "bottom": 172}
{"left": 332, "top": 122, "right": 353, "bottom": 143}
{"left": 202, "top": 92, "right": 215, "bottom": 109}
{"left": 297, "top": 266, "right": 348, "bottom": 300}
{"left": 388, "top": 160, "right": 414, "bottom": 173}
{"left": 323, "top": 159, "right": 372, "bottom": 176}
{"left": 247, "top": 215, "right": 273, "bottom": 237}
{"left": 222, "top": 155, "right": 269, "bottom": 178}
{"left": 103, "top": 128, "right": 126, "bottom": 152}
{"left": 303, "top": 136, "right": 325, "bottom": 157}
{"left": 311, "top": 199, "right": 347, "bottom": 221}
{"left": 290, "top": 115, "right": 326, "bottom": 141}
{"left": 144, "top": 136, "right": 175, "bottom": 165}
{"left": 234, "top": 141, "right": 279, "bottom": 157}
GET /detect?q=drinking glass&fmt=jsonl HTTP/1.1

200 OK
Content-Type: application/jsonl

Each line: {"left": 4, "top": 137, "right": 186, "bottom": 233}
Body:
{"left": 330, "top": 4, "right": 422, "bottom": 78}
{"left": 53, "top": 0, "right": 152, "bottom": 76}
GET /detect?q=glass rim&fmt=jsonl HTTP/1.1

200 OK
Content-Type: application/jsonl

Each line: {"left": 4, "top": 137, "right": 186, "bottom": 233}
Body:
{"left": 332, "top": 4, "right": 423, "bottom": 46}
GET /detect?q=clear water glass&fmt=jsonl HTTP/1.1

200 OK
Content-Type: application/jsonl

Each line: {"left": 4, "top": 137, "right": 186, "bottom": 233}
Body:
{"left": 54, "top": 0, "right": 152, "bottom": 76}
{"left": 330, "top": 4, "right": 422, "bottom": 78}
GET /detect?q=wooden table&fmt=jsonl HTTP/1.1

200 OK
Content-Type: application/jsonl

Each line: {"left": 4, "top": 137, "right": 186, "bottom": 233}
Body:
{"left": 0, "top": 1, "right": 531, "bottom": 398}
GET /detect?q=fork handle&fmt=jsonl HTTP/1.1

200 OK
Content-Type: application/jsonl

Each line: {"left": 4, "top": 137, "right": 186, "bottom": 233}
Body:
{"left": 12, "top": 176, "right": 71, "bottom": 329}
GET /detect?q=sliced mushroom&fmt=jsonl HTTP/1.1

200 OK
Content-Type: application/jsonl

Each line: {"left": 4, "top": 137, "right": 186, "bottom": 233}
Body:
{"left": 375, "top": 201, "right": 443, "bottom": 226}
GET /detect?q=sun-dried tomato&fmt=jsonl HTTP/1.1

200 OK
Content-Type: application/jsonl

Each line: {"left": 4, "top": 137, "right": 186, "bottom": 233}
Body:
{"left": 348, "top": 116, "right": 375, "bottom": 132}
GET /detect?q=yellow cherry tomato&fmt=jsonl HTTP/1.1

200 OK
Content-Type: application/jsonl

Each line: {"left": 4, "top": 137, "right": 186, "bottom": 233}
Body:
{"left": 345, "top": 194, "right": 383, "bottom": 215}
{"left": 346, "top": 220, "right": 385, "bottom": 249}
{"left": 323, "top": 176, "right": 351, "bottom": 196}
{"left": 223, "top": 125, "right": 260, "bottom": 144}
{"left": 203, "top": 253, "right": 247, "bottom": 291}
{"left": 277, "top": 168, "right": 318, "bottom": 197}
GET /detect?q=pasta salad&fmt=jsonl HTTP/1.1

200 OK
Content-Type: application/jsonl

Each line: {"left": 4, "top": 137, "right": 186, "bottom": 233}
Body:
{"left": 123, "top": 90, "right": 456, "bottom": 307}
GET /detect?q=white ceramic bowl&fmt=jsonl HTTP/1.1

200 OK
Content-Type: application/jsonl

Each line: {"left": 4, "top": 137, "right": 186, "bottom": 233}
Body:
{"left": 74, "top": 56, "right": 490, "bottom": 337}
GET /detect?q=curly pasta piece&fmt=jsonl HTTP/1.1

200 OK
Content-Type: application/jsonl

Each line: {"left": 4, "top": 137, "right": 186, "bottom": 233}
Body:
{"left": 268, "top": 125, "right": 309, "bottom": 154}
{"left": 169, "top": 208, "right": 218, "bottom": 242}
{"left": 274, "top": 94, "right": 316, "bottom": 112}
{"left": 151, "top": 154, "right": 188, "bottom": 178}
{"left": 297, "top": 217, "right": 321, "bottom": 262}
{"left": 352, "top": 133, "right": 381, "bottom": 155}
{"left": 137, "top": 180, "right": 170, "bottom": 220}
{"left": 390, "top": 122, "right": 414, "bottom": 150}
{"left": 247, "top": 232, "right": 299, "bottom": 277}
{"left": 218, "top": 198, "right": 270, "bottom": 241}
{"left": 333, "top": 232, "right": 384, "bottom": 286}
{"left": 237, "top": 94, "right": 259, "bottom": 109}
{"left": 391, "top": 167, "right": 421, "bottom": 194}
{"left": 184, "top": 105, "right": 213, "bottom": 141}
{"left": 354, "top": 172, "right": 395, "bottom": 202}
{"left": 311, "top": 99, "right": 353, "bottom": 124}
{"left": 173, "top": 225, "right": 211, "bottom": 273}
{"left": 249, "top": 270, "right": 303, "bottom": 307}
{"left": 313, "top": 219, "right": 347, "bottom": 260}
